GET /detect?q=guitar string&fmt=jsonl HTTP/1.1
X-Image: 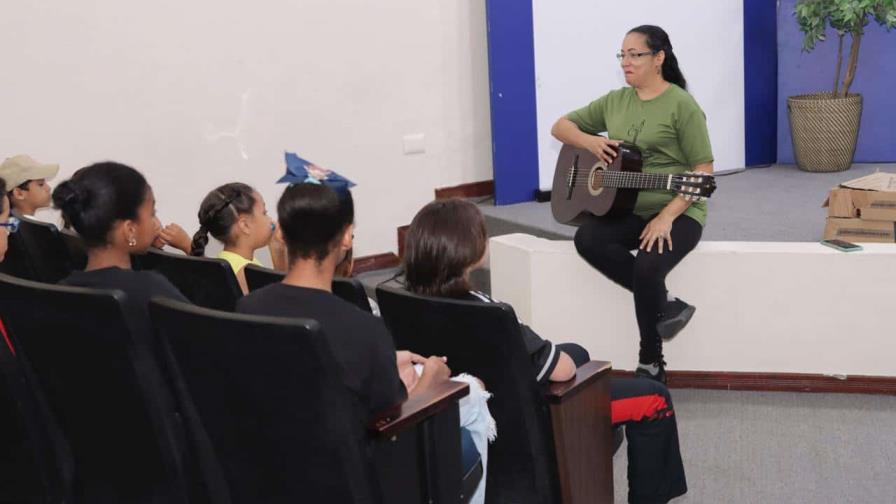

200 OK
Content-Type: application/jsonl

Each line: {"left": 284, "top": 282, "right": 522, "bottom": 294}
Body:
{"left": 563, "top": 173, "right": 712, "bottom": 192}
{"left": 565, "top": 174, "right": 710, "bottom": 186}
{"left": 566, "top": 173, "right": 712, "bottom": 185}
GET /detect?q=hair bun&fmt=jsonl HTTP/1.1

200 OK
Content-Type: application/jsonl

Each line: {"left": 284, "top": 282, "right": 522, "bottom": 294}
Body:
{"left": 52, "top": 180, "right": 85, "bottom": 214}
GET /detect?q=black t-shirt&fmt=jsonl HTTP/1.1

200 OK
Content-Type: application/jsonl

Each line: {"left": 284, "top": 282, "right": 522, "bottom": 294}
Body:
{"left": 236, "top": 283, "right": 407, "bottom": 417}
{"left": 60, "top": 267, "right": 189, "bottom": 337}
{"left": 465, "top": 290, "right": 560, "bottom": 384}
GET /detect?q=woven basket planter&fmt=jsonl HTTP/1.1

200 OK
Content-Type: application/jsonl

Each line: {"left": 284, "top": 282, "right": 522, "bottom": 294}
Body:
{"left": 787, "top": 93, "right": 862, "bottom": 172}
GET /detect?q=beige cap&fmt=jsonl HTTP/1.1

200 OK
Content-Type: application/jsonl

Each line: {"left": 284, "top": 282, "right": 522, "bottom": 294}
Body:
{"left": 0, "top": 155, "right": 60, "bottom": 190}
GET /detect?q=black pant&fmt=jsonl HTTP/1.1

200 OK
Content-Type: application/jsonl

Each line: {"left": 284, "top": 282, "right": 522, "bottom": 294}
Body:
{"left": 573, "top": 213, "right": 702, "bottom": 364}
{"left": 556, "top": 343, "right": 687, "bottom": 504}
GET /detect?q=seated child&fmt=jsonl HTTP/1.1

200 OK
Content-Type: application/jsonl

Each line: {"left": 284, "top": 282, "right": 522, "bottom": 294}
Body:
{"left": 403, "top": 198, "right": 687, "bottom": 504}
{"left": 52, "top": 162, "right": 189, "bottom": 331}
{"left": 0, "top": 154, "right": 59, "bottom": 218}
{"left": 0, "top": 176, "right": 16, "bottom": 353}
{"left": 238, "top": 183, "right": 490, "bottom": 501}
{"left": 190, "top": 183, "right": 274, "bottom": 293}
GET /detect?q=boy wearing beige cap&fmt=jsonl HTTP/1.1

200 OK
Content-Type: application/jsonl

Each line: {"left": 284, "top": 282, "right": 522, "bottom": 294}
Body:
{"left": 0, "top": 154, "right": 60, "bottom": 217}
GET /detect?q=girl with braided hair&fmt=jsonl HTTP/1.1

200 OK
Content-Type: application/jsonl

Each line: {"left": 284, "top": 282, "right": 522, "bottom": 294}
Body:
{"left": 190, "top": 183, "right": 274, "bottom": 294}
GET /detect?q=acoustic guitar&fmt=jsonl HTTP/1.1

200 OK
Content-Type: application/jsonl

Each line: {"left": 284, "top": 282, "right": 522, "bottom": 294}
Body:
{"left": 551, "top": 143, "right": 717, "bottom": 225}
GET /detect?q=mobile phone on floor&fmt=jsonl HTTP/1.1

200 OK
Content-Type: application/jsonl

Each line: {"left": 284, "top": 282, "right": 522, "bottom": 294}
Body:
{"left": 820, "top": 239, "right": 863, "bottom": 252}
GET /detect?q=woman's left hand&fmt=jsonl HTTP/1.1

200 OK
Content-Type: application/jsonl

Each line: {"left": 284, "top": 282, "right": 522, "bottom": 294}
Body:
{"left": 639, "top": 214, "right": 674, "bottom": 254}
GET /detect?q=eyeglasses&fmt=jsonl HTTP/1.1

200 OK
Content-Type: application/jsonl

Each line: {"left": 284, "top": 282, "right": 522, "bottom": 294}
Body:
{"left": 0, "top": 217, "right": 20, "bottom": 234}
{"left": 616, "top": 50, "right": 656, "bottom": 62}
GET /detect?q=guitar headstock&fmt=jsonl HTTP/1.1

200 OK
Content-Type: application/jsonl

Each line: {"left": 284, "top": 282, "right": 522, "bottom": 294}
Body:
{"left": 670, "top": 172, "right": 716, "bottom": 201}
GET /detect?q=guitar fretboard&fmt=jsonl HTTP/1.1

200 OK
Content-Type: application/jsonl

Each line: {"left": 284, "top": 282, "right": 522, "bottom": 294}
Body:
{"left": 596, "top": 171, "right": 671, "bottom": 190}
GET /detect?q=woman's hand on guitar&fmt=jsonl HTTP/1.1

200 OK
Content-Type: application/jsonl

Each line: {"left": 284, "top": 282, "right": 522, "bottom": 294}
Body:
{"left": 639, "top": 214, "right": 674, "bottom": 254}
{"left": 586, "top": 136, "right": 622, "bottom": 166}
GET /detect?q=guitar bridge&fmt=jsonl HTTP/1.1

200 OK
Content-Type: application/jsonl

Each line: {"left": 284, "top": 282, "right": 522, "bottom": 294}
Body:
{"left": 565, "top": 154, "right": 579, "bottom": 200}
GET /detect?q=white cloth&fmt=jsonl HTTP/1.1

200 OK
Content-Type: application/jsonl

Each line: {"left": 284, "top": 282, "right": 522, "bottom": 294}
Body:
{"left": 412, "top": 366, "right": 496, "bottom": 504}
{"left": 452, "top": 373, "right": 496, "bottom": 504}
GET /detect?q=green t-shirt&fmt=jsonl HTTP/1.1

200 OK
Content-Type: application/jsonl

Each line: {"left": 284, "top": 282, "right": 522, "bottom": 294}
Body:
{"left": 566, "top": 85, "right": 713, "bottom": 226}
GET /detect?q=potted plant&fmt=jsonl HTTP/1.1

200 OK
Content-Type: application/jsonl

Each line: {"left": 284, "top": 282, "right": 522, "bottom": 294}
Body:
{"left": 789, "top": 0, "right": 896, "bottom": 172}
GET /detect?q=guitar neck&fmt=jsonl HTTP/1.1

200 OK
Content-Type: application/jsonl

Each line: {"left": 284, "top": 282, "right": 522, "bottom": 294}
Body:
{"left": 599, "top": 171, "right": 671, "bottom": 190}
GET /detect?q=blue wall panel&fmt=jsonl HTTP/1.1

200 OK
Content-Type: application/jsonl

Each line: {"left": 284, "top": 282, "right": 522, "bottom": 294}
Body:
{"left": 744, "top": 0, "right": 778, "bottom": 166}
{"left": 485, "top": 0, "right": 540, "bottom": 205}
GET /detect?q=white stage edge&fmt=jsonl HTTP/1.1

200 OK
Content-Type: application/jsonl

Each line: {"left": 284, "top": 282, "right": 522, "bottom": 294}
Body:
{"left": 490, "top": 234, "right": 896, "bottom": 377}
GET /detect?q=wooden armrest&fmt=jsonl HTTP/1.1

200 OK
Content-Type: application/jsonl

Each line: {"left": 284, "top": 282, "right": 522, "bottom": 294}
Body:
{"left": 369, "top": 381, "right": 469, "bottom": 438}
{"left": 547, "top": 360, "right": 614, "bottom": 502}
{"left": 545, "top": 360, "right": 612, "bottom": 404}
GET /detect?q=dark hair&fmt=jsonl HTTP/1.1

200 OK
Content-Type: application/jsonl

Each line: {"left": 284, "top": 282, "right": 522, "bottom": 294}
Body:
{"left": 335, "top": 247, "right": 353, "bottom": 277}
{"left": 190, "top": 183, "right": 257, "bottom": 256}
{"left": 403, "top": 198, "right": 487, "bottom": 298}
{"left": 4, "top": 180, "right": 28, "bottom": 200}
{"left": 52, "top": 162, "right": 151, "bottom": 247}
{"left": 628, "top": 25, "right": 687, "bottom": 90}
{"left": 277, "top": 183, "right": 354, "bottom": 264}
{"left": 0, "top": 177, "right": 7, "bottom": 214}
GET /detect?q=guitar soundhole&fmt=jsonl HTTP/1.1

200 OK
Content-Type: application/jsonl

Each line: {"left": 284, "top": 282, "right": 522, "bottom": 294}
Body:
{"left": 588, "top": 163, "right": 606, "bottom": 196}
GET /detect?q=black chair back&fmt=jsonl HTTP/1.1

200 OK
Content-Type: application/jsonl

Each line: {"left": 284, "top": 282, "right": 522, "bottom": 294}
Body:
{"left": 0, "top": 273, "right": 188, "bottom": 504}
{"left": 376, "top": 284, "right": 559, "bottom": 504}
{"left": 134, "top": 248, "right": 242, "bottom": 311}
{"left": 59, "top": 229, "right": 88, "bottom": 271}
{"left": 332, "top": 277, "right": 373, "bottom": 313}
{"left": 149, "top": 298, "right": 377, "bottom": 504}
{"left": 0, "top": 319, "right": 73, "bottom": 504}
{"left": 243, "top": 263, "right": 284, "bottom": 292}
{"left": 0, "top": 217, "right": 71, "bottom": 282}
{"left": 244, "top": 264, "right": 372, "bottom": 313}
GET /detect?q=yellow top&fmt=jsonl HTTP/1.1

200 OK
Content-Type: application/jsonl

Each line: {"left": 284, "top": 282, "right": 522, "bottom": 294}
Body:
{"left": 217, "top": 250, "right": 262, "bottom": 275}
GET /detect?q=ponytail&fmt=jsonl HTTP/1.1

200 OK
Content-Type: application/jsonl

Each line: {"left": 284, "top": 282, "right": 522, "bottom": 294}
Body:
{"left": 661, "top": 50, "right": 687, "bottom": 91}
{"left": 190, "top": 225, "right": 210, "bottom": 256}
{"left": 628, "top": 25, "right": 687, "bottom": 91}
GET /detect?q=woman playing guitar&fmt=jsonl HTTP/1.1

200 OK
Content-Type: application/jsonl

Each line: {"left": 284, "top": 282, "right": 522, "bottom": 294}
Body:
{"left": 551, "top": 25, "right": 714, "bottom": 384}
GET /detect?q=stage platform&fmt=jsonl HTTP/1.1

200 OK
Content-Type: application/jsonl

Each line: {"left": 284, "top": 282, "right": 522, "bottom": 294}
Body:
{"left": 490, "top": 233, "right": 896, "bottom": 379}
{"left": 480, "top": 163, "right": 893, "bottom": 242}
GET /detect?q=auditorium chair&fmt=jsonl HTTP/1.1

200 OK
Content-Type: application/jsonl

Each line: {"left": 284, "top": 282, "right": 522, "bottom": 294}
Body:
{"left": 150, "top": 297, "right": 476, "bottom": 504}
{"left": 58, "top": 228, "right": 88, "bottom": 271}
{"left": 0, "top": 309, "right": 73, "bottom": 504}
{"left": 244, "top": 263, "right": 373, "bottom": 313}
{"left": 376, "top": 283, "right": 614, "bottom": 504}
{"left": 0, "top": 217, "right": 72, "bottom": 283}
{"left": 0, "top": 273, "right": 190, "bottom": 504}
{"left": 133, "top": 248, "right": 243, "bottom": 311}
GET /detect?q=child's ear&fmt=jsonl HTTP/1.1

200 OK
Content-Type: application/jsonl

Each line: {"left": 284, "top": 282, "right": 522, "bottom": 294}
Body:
{"left": 12, "top": 187, "right": 26, "bottom": 201}
{"left": 237, "top": 216, "right": 252, "bottom": 235}
{"left": 121, "top": 219, "right": 138, "bottom": 246}
{"left": 341, "top": 224, "right": 354, "bottom": 251}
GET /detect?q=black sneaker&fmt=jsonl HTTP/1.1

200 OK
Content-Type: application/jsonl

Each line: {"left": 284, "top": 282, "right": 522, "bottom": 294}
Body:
{"left": 635, "top": 360, "right": 667, "bottom": 385}
{"left": 657, "top": 298, "right": 696, "bottom": 341}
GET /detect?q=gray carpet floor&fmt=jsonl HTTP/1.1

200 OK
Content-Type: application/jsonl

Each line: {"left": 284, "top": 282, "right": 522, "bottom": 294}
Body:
{"left": 614, "top": 389, "right": 896, "bottom": 504}
{"left": 480, "top": 163, "right": 895, "bottom": 242}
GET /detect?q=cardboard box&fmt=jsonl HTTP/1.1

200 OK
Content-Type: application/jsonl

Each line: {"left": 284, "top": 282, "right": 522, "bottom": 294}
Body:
{"left": 824, "top": 217, "right": 896, "bottom": 243}
{"left": 823, "top": 172, "right": 896, "bottom": 221}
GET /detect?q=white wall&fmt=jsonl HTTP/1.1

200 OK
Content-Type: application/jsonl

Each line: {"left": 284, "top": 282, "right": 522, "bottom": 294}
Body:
{"left": 0, "top": 0, "right": 492, "bottom": 259}
{"left": 532, "top": 0, "right": 745, "bottom": 189}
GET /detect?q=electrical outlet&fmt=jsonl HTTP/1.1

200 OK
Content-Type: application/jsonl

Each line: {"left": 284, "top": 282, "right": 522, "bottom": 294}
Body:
{"left": 403, "top": 133, "right": 425, "bottom": 155}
